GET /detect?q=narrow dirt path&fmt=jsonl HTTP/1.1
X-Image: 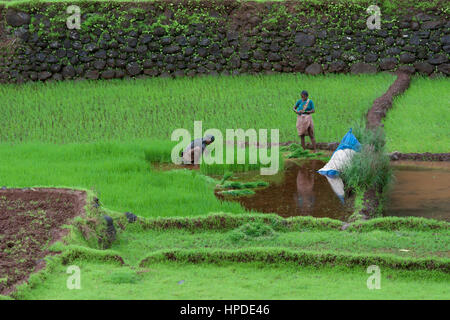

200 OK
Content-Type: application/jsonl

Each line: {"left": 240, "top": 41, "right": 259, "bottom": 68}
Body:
{"left": 366, "top": 71, "right": 411, "bottom": 129}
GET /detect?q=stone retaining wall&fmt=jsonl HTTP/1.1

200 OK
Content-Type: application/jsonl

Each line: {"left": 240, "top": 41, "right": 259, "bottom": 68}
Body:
{"left": 0, "top": 0, "right": 449, "bottom": 83}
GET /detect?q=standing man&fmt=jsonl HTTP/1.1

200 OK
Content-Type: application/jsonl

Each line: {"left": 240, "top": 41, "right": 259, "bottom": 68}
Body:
{"left": 293, "top": 90, "right": 316, "bottom": 153}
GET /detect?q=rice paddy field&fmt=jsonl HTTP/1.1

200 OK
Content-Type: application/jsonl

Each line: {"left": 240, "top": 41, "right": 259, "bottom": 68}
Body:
{"left": 383, "top": 77, "right": 450, "bottom": 153}
{"left": 0, "top": 73, "right": 395, "bottom": 143}
{"left": 1, "top": 72, "right": 449, "bottom": 301}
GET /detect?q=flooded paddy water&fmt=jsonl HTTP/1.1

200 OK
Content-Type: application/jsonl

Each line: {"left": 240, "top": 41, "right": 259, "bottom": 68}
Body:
{"left": 155, "top": 158, "right": 450, "bottom": 222}
{"left": 385, "top": 161, "right": 450, "bottom": 222}
{"left": 216, "top": 160, "right": 353, "bottom": 221}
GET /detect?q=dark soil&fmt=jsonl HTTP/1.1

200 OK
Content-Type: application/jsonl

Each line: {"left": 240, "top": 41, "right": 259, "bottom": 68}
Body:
{"left": 0, "top": 188, "right": 86, "bottom": 295}
{"left": 366, "top": 71, "right": 411, "bottom": 129}
{"left": 390, "top": 152, "right": 450, "bottom": 162}
{"left": 358, "top": 188, "right": 380, "bottom": 220}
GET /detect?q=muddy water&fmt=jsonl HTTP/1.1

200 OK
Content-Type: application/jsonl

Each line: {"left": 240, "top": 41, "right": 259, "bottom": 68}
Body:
{"left": 216, "top": 160, "right": 353, "bottom": 220}
{"left": 385, "top": 161, "right": 450, "bottom": 222}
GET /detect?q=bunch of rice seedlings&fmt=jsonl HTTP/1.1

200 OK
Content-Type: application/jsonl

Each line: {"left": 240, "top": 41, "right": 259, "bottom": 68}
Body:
{"left": 218, "top": 189, "right": 255, "bottom": 196}
{"left": 222, "top": 181, "right": 269, "bottom": 189}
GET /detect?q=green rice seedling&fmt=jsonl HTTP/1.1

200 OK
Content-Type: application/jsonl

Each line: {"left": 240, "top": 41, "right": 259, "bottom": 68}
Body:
{"left": 143, "top": 140, "right": 178, "bottom": 163}
{"left": 218, "top": 189, "right": 255, "bottom": 196}
{"left": 383, "top": 76, "right": 450, "bottom": 153}
{"left": 0, "top": 73, "right": 395, "bottom": 144}
{"left": 219, "top": 172, "right": 233, "bottom": 185}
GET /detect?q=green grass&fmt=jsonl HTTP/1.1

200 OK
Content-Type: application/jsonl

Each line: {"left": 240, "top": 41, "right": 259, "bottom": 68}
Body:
{"left": 12, "top": 212, "right": 449, "bottom": 300}
{"left": 383, "top": 76, "right": 450, "bottom": 153}
{"left": 0, "top": 73, "right": 395, "bottom": 143}
{"left": 16, "top": 261, "right": 450, "bottom": 300}
{"left": 110, "top": 226, "right": 449, "bottom": 266}
{"left": 0, "top": 141, "right": 245, "bottom": 217}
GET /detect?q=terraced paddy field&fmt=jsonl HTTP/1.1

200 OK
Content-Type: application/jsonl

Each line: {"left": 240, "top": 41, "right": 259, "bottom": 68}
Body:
{"left": 383, "top": 77, "right": 450, "bottom": 154}
{"left": 1, "top": 73, "right": 449, "bottom": 300}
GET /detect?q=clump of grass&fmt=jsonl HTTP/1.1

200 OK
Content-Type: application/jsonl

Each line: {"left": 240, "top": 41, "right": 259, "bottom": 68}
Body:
{"left": 229, "top": 222, "right": 277, "bottom": 242}
{"left": 341, "top": 144, "right": 392, "bottom": 192}
{"left": 341, "top": 124, "right": 393, "bottom": 217}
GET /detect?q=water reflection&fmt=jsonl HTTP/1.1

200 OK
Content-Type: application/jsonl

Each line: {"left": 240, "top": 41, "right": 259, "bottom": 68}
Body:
{"left": 216, "top": 160, "right": 352, "bottom": 220}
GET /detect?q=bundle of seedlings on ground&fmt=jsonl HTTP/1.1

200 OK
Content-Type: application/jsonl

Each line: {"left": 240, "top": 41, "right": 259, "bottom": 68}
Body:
{"left": 281, "top": 143, "right": 325, "bottom": 159}
{"left": 222, "top": 181, "right": 269, "bottom": 189}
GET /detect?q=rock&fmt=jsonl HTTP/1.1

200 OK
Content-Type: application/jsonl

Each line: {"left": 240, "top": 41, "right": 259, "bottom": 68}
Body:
{"left": 267, "top": 52, "right": 281, "bottom": 62}
{"left": 85, "top": 70, "right": 99, "bottom": 80}
{"left": 441, "top": 35, "right": 450, "bottom": 46}
{"left": 85, "top": 43, "right": 98, "bottom": 53}
{"left": 50, "top": 64, "right": 62, "bottom": 73}
{"left": 153, "top": 27, "right": 166, "bottom": 37}
{"left": 222, "top": 47, "right": 234, "bottom": 58}
{"left": 101, "top": 69, "right": 115, "bottom": 79}
{"left": 38, "top": 71, "right": 52, "bottom": 81}
{"left": 437, "top": 63, "right": 450, "bottom": 75}
{"left": 428, "top": 54, "right": 448, "bottom": 65}
{"left": 294, "top": 33, "right": 315, "bottom": 47}
{"left": 328, "top": 60, "right": 346, "bottom": 73}
{"left": 93, "top": 60, "right": 106, "bottom": 70}
{"left": 62, "top": 65, "right": 76, "bottom": 78}
{"left": 414, "top": 61, "right": 434, "bottom": 75}
{"left": 379, "top": 57, "right": 398, "bottom": 70}
{"left": 397, "top": 65, "right": 416, "bottom": 74}
{"left": 6, "top": 9, "right": 30, "bottom": 27}
{"left": 364, "top": 53, "right": 378, "bottom": 63}
{"left": 305, "top": 63, "right": 322, "bottom": 75}
{"left": 124, "top": 212, "right": 137, "bottom": 223}
{"left": 51, "top": 73, "right": 63, "bottom": 81}
{"left": 160, "top": 37, "right": 172, "bottom": 46}
{"left": 253, "top": 50, "right": 265, "bottom": 60}
{"left": 103, "top": 215, "right": 116, "bottom": 248}
{"left": 184, "top": 47, "right": 194, "bottom": 56}
{"left": 94, "top": 50, "right": 107, "bottom": 59}
{"left": 162, "top": 45, "right": 181, "bottom": 54}
{"left": 399, "top": 53, "right": 416, "bottom": 64}
{"left": 199, "top": 38, "right": 211, "bottom": 47}
{"left": 422, "top": 20, "right": 441, "bottom": 30}
{"left": 126, "top": 62, "right": 142, "bottom": 76}
{"left": 350, "top": 62, "right": 377, "bottom": 74}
